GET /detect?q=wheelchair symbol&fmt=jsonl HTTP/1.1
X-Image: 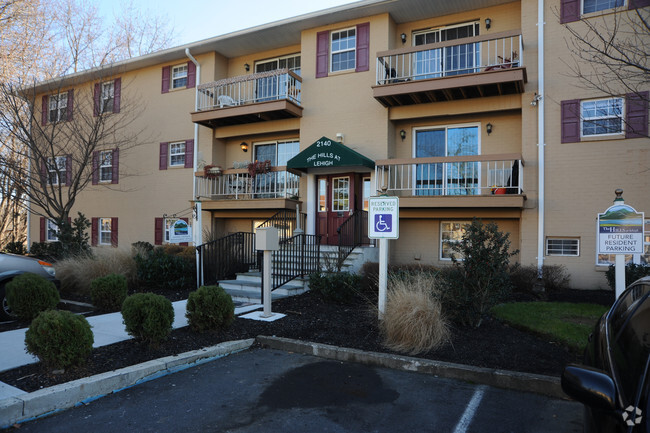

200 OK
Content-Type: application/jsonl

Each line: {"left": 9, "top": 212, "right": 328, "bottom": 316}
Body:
{"left": 375, "top": 214, "right": 392, "bottom": 232}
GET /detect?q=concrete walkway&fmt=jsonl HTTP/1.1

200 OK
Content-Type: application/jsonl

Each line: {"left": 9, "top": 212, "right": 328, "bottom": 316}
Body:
{"left": 0, "top": 300, "right": 262, "bottom": 400}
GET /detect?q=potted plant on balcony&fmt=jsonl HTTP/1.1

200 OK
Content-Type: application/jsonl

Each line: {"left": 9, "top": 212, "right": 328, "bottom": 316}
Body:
{"left": 247, "top": 160, "right": 272, "bottom": 179}
{"left": 203, "top": 164, "right": 222, "bottom": 178}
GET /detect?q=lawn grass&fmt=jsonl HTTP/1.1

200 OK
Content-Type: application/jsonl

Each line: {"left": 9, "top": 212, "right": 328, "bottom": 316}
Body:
{"left": 491, "top": 302, "right": 609, "bottom": 352}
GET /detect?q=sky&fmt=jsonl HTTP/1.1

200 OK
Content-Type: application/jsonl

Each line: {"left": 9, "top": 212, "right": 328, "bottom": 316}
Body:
{"left": 97, "top": 0, "right": 361, "bottom": 46}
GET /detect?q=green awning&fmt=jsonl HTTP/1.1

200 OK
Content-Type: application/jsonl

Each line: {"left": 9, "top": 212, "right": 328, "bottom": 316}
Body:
{"left": 287, "top": 136, "right": 375, "bottom": 173}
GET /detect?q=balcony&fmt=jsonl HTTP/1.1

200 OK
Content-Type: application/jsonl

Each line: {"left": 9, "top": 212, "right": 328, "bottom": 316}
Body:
{"left": 191, "top": 69, "right": 302, "bottom": 128}
{"left": 195, "top": 167, "right": 300, "bottom": 209}
{"left": 375, "top": 154, "right": 525, "bottom": 208}
{"left": 373, "top": 31, "right": 526, "bottom": 107}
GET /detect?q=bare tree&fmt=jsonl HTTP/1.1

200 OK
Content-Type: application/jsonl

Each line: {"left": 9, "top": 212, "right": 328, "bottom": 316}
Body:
{"left": 0, "top": 76, "right": 145, "bottom": 231}
{"left": 563, "top": 8, "right": 649, "bottom": 113}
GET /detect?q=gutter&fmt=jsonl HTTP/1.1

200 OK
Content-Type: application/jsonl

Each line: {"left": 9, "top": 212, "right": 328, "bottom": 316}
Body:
{"left": 537, "top": 0, "right": 546, "bottom": 278}
{"left": 185, "top": 48, "right": 203, "bottom": 287}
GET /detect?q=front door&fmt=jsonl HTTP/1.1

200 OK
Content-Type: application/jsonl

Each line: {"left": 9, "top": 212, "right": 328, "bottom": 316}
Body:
{"left": 316, "top": 174, "right": 355, "bottom": 246}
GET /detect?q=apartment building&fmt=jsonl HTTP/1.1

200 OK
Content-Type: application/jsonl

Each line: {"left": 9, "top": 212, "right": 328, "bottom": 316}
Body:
{"left": 27, "top": 0, "right": 649, "bottom": 289}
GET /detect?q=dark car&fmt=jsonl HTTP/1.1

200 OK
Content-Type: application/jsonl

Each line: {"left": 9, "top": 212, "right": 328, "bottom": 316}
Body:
{"left": 0, "top": 252, "right": 58, "bottom": 321}
{"left": 562, "top": 277, "right": 650, "bottom": 433}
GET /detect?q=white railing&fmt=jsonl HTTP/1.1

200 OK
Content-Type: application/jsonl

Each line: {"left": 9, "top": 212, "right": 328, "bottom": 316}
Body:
{"left": 374, "top": 155, "right": 523, "bottom": 197}
{"left": 195, "top": 168, "right": 300, "bottom": 200}
{"left": 376, "top": 31, "right": 523, "bottom": 85}
{"left": 196, "top": 69, "right": 302, "bottom": 111}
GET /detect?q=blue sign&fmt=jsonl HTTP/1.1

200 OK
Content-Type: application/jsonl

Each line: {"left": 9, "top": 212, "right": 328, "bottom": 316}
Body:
{"left": 368, "top": 196, "right": 399, "bottom": 239}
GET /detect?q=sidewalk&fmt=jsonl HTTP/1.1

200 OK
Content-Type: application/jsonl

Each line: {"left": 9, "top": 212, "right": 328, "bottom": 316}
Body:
{"left": 0, "top": 300, "right": 262, "bottom": 400}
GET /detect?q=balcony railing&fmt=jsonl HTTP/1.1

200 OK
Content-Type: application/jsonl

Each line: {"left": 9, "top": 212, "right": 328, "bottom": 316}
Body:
{"left": 195, "top": 167, "right": 300, "bottom": 200}
{"left": 376, "top": 31, "right": 523, "bottom": 85}
{"left": 375, "top": 154, "right": 523, "bottom": 197}
{"left": 196, "top": 69, "right": 302, "bottom": 112}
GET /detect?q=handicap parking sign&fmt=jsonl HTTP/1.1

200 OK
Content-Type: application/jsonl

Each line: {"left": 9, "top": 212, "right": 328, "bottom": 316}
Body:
{"left": 368, "top": 196, "right": 399, "bottom": 239}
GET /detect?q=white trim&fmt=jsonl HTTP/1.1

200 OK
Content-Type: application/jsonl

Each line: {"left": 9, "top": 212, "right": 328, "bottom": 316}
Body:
{"left": 169, "top": 141, "right": 186, "bottom": 167}
{"left": 98, "top": 217, "right": 112, "bottom": 246}
{"left": 99, "top": 150, "right": 113, "bottom": 182}
{"left": 100, "top": 81, "right": 114, "bottom": 114}
{"left": 580, "top": 97, "right": 625, "bottom": 138}
{"left": 440, "top": 220, "right": 470, "bottom": 261}
{"left": 330, "top": 27, "right": 357, "bottom": 73}
{"left": 48, "top": 92, "right": 68, "bottom": 123}
{"left": 171, "top": 63, "right": 188, "bottom": 89}
{"left": 46, "top": 219, "right": 58, "bottom": 242}
{"left": 581, "top": 0, "right": 626, "bottom": 15}
{"left": 546, "top": 237, "right": 580, "bottom": 257}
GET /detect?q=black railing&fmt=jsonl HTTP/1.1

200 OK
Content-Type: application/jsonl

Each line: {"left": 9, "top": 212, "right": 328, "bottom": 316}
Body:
{"left": 256, "top": 209, "right": 307, "bottom": 240}
{"left": 196, "top": 232, "right": 257, "bottom": 286}
{"left": 337, "top": 210, "right": 370, "bottom": 264}
{"left": 260, "top": 234, "right": 321, "bottom": 296}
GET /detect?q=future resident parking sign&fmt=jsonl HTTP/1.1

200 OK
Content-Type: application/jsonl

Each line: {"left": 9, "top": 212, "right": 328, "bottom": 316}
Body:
{"left": 368, "top": 196, "right": 399, "bottom": 239}
{"left": 598, "top": 203, "right": 644, "bottom": 255}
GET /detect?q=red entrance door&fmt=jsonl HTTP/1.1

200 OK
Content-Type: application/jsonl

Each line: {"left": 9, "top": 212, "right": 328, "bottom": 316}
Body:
{"left": 316, "top": 174, "right": 356, "bottom": 246}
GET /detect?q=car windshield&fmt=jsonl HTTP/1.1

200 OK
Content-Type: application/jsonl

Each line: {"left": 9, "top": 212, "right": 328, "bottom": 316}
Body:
{"left": 608, "top": 283, "right": 650, "bottom": 405}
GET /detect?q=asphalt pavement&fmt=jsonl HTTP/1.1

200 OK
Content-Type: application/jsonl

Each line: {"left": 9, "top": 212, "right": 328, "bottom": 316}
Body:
{"left": 4, "top": 347, "right": 583, "bottom": 433}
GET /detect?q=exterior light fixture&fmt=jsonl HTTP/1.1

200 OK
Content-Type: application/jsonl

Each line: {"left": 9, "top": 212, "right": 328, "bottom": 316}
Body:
{"left": 400, "top": 33, "right": 407, "bottom": 44}
{"left": 485, "top": 18, "right": 491, "bottom": 30}
{"left": 240, "top": 142, "right": 249, "bottom": 152}
{"left": 486, "top": 123, "right": 493, "bottom": 135}
{"left": 400, "top": 129, "right": 406, "bottom": 141}
{"left": 244, "top": 63, "right": 250, "bottom": 72}
{"left": 336, "top": 132, "right": 344, "bottom": 143}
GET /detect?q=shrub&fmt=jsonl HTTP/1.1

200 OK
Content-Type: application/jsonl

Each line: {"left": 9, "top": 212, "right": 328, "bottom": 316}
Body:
{"left": 6, "top": 273, "right": 60, "bottom": 321}
{"left": 90, "top": 273, "right": 128, "bottom": 312}
{"left": 25, "top": 310, "right": 94, "bottom": 370}
{"left": 509, "top": 264, "right": 571, "bottom": 292}
{"left": 380, "top": 272, "right": 449, "bottom": 355}
{"left": 605, "top": 263, "right": 650, "bottom": 290}
{"left": 542, "top": 264, "right": 571, "bottom": 291}
{"left": 360, "top": 262, "right": 440, "bottom": 295}
{"left": 186, "top": 285, "right": 234, "bottom": 332}
{"left": 308, "top": 272, "right": 362, "bottom": 303}
{"left": 134, "top": 246, "right": 196, "bottom": 290}
{"left": 439, "top": 219, "right": 518, "bottom": 327}
{"left": 56, "top": 248, "right": 137, "bottom": 298}
{"left": 121, "top": 293, "right": 174, "bottom": 346}
{"left": 3, "top": 241, "right": 26, "bottom": 255}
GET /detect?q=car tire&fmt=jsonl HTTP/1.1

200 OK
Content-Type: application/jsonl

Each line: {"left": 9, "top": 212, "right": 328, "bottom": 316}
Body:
{"left": 0, "top": 281, "right": 17, "bottom": 322}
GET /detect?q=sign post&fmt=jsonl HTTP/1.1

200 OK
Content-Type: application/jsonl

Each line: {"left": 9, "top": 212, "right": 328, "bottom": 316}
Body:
{"left": 368, "top": 195, "right": 399, "bottom": 317}
{"left": 597, "top": 189, "right": 644, "bottom": 298}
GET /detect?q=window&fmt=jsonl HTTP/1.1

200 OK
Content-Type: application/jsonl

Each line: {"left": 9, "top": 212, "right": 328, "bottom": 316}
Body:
{"left": 414, "top": 125, "right": 480, "bottom": 196}
{"left": 583, "top": 0, "right": 625, "bottom": 14}
{"left": 332, "top": 177, "right": 350, "bottom": 211}
{"left": 581, "top": 97, "right": 624, "bottom": 137}
{"left": 252, "top": 140, "right": 300, "bottom": 198}
{"left": 546, "top": 238, "right": 580, "bottom": 256}
{"left": 598, "top": 219, "right": 650, "bottom": 266}
{"left": 47, "top": 156, "right": 67, "bottom": 185}
{"left": 99, "top": 218, "right": 112, "bottom": 245}
{"left": 171, "top": 64, "right": 188, "bottom": 89}
{"left": 331, "top": 28, "right": 356, "bottom": 72}
{"left": 318, "top": 179, "right": 327, "bottom": 212}
{"left": 159, "top": 140, "right": 193, "bottom": 170}
{"left": 362, "top": 177, "right": 371, "bottom": 211}
{"left": 48, "top": 93, "right": 68, "bottom": 122}
{"left": 46, "top": 220, "right": 58, "bottom": 242}
{"left": 413, "top": 22, "right": 480, "bottom": 79}
{"left": 99, "top": 151, "right": 113, "bottom": 182}
{"left": 254, "top": 54, "right": 301, "bottom": 102}
{"left": 169, "top": 142, "right": 186, "bottom": 167}
{"left": 101, "top": 82, "right": 114, "bottom": 114}
{"left": 441, "top": 221, "right": 469, "bottom": 260}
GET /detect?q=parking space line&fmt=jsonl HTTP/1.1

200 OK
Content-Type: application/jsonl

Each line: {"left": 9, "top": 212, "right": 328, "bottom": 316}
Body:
{"left": 453, "top": 385, "right": 487, "bottom": 433}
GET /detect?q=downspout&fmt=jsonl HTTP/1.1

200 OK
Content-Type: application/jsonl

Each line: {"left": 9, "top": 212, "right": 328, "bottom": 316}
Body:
{"left": 537, "top": 0, "right": 546, "bottom": 279}
{"left": 185, "top": 48, "right": 203, "bottom": 287}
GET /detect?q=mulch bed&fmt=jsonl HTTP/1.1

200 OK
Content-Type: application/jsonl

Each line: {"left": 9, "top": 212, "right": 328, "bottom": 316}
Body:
{"left": 0, "top": 289, "right": 614, "bottom": 393}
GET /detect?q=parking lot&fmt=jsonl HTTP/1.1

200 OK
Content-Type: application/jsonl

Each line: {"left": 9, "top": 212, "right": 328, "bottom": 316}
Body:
{"left": 11, "top": 348, "right": 583, "bottom": 432}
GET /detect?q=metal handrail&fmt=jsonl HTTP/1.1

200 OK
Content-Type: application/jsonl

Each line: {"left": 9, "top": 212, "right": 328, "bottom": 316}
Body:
{"left": 196, "top": 232, "right": 257, "bottom": 286}
{"left": 337, "top": 210, "right": 370, "bottom": 265}
{"left": 256, "top": 209, "right": 306, "bottom": 241}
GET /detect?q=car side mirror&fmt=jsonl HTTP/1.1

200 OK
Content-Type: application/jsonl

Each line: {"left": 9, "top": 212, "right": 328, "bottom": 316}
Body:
{"left": 561, "top": 365, "right": 616, "bottom": 411}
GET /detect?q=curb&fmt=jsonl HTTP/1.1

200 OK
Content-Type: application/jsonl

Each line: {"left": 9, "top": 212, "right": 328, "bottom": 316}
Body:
{"left": 256, "top": 336, "right": 565, "bottom": 400}
{"left": 0, "top": 339, "right": 254, "bottom": 428}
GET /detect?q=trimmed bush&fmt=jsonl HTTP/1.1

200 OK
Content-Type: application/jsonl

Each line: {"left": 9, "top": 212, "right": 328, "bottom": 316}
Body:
{"left": 186, "top": 285, "right": 235, "bottom": 332}
{"left": 25, "top": 310, "right": 93, "bottom": 370}
{"left": 308, "top": 272, "right": 362, "bottom": 303}
{"left": 6, "top": 273, "right": 60, "bottom": 321}
{"left": 121, "top": 293, "right": 174, "bottom": 346}
{"left": 134, "top": 246, "right": 196, "bottom": 290}
{"left": 380, "top": 272, "right": 449, "bottom": 355}
{"left": 605, "top": 263, "right": 650, "bottom": 290}
{"left": 90, "top": 273, "right": 128, "bottom": 312}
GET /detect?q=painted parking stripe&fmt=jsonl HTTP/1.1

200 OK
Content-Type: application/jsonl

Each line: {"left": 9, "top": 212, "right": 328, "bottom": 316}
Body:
{"left": 453, "top": 385, "right": 487, "bottom": 433}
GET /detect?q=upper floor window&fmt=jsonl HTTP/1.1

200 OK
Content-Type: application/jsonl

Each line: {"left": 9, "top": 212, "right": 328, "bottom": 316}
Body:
{"left": 47, "top": 156, "right": 67, "bottom": 185}
{"left": 169, "top": 141, "right": 186, "bottom": 167}
{"left": 253, "top": 140, "right": 299, "bottom": 166}
{"left": 49, "top": 93, "right": 68, "bottom": 123}
{"left": 583, "top": 0, "right": 625, "bottom": 14}
{"left": 331, "top": 28, "right": 356, "bottom": 72}
{"left": 94, "top": 78, "right": 121, "bottom": 115}
{"left": 581, "top": 97, "right": 624, "bottom": 137}
{"left": 92, "top": 148, "right": 119, "bottom": 185}
{"left": 172, "top": 64, "right": 188, "bottom": 89}
{"left": 99, "top": 151, "right": 113, "bottom": 182}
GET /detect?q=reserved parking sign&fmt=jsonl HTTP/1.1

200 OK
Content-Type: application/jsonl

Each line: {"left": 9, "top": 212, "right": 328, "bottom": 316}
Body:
{"left": 368, "top": 196, "right": 399, "bottom": 239}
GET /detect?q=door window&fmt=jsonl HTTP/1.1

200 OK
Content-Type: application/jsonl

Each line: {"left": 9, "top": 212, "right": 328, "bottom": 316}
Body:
{"left": 332, "top": 177, "right": 350, "bottom": 212}
{"left": 413, "top": 22, "right": 479, "bottom": 79}
{"left": 318, "top": 179, "right": 327, "bottom": 212}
